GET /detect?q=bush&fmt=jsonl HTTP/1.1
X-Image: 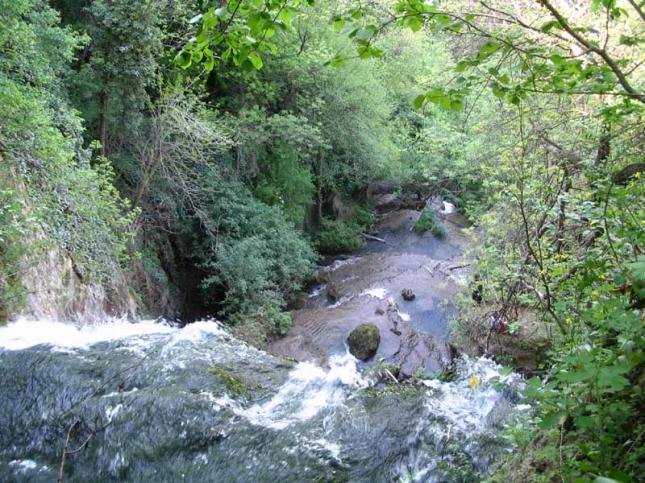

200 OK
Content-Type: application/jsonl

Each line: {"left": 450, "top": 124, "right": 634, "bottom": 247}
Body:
{"left": 414, "top": 209, "right": 446, "bottom": 238}
{"left": 195, "top": 180, "right": 315, "bottom": 340}
{"left": 317, "top": 218, "right": 364, "bottom": 254}
{"left": 351, "top": 205, "right": 375, "bottom": 227}
{"left": 255, "top": 143, "right": 315, "bottom": 226}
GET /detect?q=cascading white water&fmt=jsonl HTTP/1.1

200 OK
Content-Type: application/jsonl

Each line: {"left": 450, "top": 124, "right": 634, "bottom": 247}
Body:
{"left": 209, "top": 353, "right": 369, "bottom": 430}
{"left": 0, "top": 317, "right": 176, "bottom": 351}
{"left": 0, "top": 318, "right": 530, "bottom": 482}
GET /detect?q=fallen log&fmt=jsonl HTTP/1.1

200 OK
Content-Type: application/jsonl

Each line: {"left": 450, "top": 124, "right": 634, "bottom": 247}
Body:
{"left": 448, "top": 263, "right": 471, "bottom": 271}
{"left": 363, "top": 233, "right": 387, "bottom": 243}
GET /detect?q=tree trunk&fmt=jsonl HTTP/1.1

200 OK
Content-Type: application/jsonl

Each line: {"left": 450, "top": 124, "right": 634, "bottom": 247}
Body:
{"left": 314, "top": 150, "right": 323, "bottom": 226}
{"left": 99, "top": 90, "right": 108, "bottom": 157}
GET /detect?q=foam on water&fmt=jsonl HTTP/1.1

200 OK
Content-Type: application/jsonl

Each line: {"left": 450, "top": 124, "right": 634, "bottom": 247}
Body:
{"left": 402, "top": 356, "right": 528, "bottom": 481}
{"left": 9, "top": 460, "right": 37, "bottom": 471}
{"left": 308, "top": 284, "right": 326, "bottom": 298}
{"left": 361, "top": 287, "right": 387, "bottom": 299}
{"left": 328, "top": 295, "right": 354, "bottom": 308}
{"left": 0, "top": 315, "right": 528, "bottom": 480}
{"left": 321, "top": 257, "right": 358, "bottom": 272}
{"left": 213, "top": 353, "right": 367, "bottom": 430}
{"left": 0, "top": 317, "right": 176, "bottom": 351}
{"left": 423, "top": 356, "right": 522, "bottom": 431}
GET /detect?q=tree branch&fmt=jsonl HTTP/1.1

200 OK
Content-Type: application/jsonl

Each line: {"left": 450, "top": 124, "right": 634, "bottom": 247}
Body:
{"left": 538, "top": 0, "right": 644, "bottom": 103}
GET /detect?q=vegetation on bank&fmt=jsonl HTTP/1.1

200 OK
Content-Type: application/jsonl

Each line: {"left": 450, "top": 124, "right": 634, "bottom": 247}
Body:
{"left": 414, "top": 209, "right": 446, "bottom": 238}
{"left": 0, "top": 0, "right": 643, "bottom": 481}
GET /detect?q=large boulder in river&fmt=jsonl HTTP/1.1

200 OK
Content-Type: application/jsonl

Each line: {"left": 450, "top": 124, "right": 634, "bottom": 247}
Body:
{"left": 347, "top": 323, "right": 380, "bottom": 361}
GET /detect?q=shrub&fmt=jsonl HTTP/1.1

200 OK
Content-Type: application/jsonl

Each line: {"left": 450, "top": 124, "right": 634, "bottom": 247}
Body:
{"left": 255, "top": 143, "right": 315, "bottom": 226}
{"left": 195, "top": 180, "right": 315, "bottom": 340}
{"left": 317, "top": 218, "right": 364, "bottom": 254}
{"left": 0, "top": 1, "right": 136, "bottom": 291}
{"left": 351, "top": 205, "right": 375, "bottom": 227}
{"left": 414, "top": 209, "right": 446, "bottom": 238}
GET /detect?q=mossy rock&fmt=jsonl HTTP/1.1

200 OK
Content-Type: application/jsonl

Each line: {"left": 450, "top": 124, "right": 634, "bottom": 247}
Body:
{"left": 210, "top": 365, "right": 249, "bottom": 397}
{"left": 347, "top": 323, "right": 380, "bottom": 361}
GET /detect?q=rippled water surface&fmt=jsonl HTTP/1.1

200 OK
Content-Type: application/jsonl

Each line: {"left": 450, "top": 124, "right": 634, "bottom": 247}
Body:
{"left": 0, "top": 318, "right": 528, "bottom": 482}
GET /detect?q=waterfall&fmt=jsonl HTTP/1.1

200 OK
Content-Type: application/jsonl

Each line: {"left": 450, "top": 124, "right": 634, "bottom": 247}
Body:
{"left": 0, "top": 317, "right": 530, "bottom": 482}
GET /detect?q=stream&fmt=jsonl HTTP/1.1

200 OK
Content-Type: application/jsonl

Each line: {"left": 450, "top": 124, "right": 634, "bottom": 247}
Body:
{"left": 0, "top": 207, "right": 530, "bottom": 482}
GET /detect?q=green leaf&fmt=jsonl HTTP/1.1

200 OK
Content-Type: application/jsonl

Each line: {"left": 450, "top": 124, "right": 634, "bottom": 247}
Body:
{"left": 455, "top": 60, "right": 471, "bottom": 72}
{"left": 278, "top": 8, "right": 294, "bottom": 26}
{"left": 478, "top": 41, "right": 501, "bottom": 57}
{"left": 425, "top": 88, "right": 446, "bottom": 104}
{"left": 539, "top": 411, "right": 567, "bottom": 429}
{"left": 406, "top": 16, "right": 424, "bottom": 32}
{"left": 247, "top": 51, "right": 263, "bottom": 69}
{"left": 325, "top": 55, "right": 345, "bottom": 68}
{"left": 491, "top": 83, "right": 505, "bottom": 98}
{"left": 574, "top": 415, "right": 595, "bottom": 429}
{"left": 413, "top": 94, "right": 426, "bottom": 109}
{"left": 618, "top": 35, "right": 640, "bottom": 46}
{"left": 557, "top": 367, "right": 595, "bottom": 383}
{"left": 540, "top": 20, "right": 561, "bottom": 33}
{"left": 450, "top": 99, "right": 464, "bottom": 111}
{"left": 597, "top": 365, "right": 630, "bottom": 391}
{"left": 175, "top": 51, "right": 192, "bottom": 69}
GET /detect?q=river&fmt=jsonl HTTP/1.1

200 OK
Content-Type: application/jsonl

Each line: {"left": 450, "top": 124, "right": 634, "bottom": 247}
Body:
{"left": 0, "top": 207, "right": 530, "bottom": 482}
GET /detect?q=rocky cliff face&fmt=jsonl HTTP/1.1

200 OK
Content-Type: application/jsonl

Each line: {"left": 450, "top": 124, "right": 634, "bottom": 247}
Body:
{"left": 17, "top": 245, "right": 137, "bottom": 323}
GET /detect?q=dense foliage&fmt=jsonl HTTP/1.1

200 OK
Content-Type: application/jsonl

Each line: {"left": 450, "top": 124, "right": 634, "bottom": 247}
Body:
{"left": 0, "top": 0, "right": 136, "bottom": 313}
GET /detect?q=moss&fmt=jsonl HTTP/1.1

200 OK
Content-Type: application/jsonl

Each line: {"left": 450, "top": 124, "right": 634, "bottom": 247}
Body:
{"left": 210, "top": 365, "right": 250, "bottom": 397}
{"left": 347, "top": 323, "right": 380, "bottom": 361}
{"left": 359, "top": 383, "right": 422, "bottom": 398}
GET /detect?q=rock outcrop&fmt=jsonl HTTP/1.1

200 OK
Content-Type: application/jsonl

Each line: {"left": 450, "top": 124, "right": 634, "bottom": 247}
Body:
{"left": 386, "top": 299, "right": 452, "bottom": 379}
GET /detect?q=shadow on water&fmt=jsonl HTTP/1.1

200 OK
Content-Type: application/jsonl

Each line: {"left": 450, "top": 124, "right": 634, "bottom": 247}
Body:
{"left": 404, "top": 298, "right": 457, "bottom": 341}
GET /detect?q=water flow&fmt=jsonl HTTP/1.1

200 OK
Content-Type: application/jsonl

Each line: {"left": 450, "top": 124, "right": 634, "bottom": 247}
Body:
{"left": 0, "top": 319, "right": 528, "bottom": 482}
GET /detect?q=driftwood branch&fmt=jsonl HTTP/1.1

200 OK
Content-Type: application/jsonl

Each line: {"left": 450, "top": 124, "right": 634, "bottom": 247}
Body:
{"left": 58, "top": 420, "right": 80, "bottom": 483}
{"left": 448, "top": 263, "right": 471, "bottom": 271}
{"left": 384, "top": 369, "right": 399, "bottom": 384}
{"left": 363, "top": 233, "right": 387, "bottom": 243}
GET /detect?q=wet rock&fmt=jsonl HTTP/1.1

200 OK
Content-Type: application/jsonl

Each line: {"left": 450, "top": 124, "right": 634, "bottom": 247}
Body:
{"left": 386, "top": 300, "right": 452, "bottom": 379}
{"left": 401, "top": 289, "right": 415, "bottom": 301}
{"left": 290, "top": 292, "right": 309, "bottom": 310}
{"left": 347, "top": 323, "right": 380, "bottom": 361}
{"left": 327, "top": 284, "right": 340, "bottom": 302}
{"left": 316, "top": 271, "right": 330, "bottom": 284}
{"left": 373, "top": 193, "right": 401, "bottom": 213}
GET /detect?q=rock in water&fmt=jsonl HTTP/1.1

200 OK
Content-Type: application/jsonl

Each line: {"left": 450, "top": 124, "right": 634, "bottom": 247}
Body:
{"left": 347, "top": 323, "right": 380, "bottom": 361}
{"left": 401, "top": 288, "right": 415, "bottom": 301}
